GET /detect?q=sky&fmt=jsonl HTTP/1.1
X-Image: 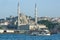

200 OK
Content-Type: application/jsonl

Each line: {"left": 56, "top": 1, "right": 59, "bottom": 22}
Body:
{"left": 0, "top": 0, "right": 60, "bottom": 18}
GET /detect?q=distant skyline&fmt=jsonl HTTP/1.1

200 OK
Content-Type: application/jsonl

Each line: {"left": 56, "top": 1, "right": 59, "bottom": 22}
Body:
{"left": 0, "top": 0, "right": 60, "bottom": 18}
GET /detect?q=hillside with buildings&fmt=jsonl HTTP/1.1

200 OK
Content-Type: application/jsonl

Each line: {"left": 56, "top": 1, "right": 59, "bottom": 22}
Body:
{"left": 0, "top": 0, "right": 60, "bottom": 35}
{"left": 0, "top": 14, "right": 60, "bottom": 34}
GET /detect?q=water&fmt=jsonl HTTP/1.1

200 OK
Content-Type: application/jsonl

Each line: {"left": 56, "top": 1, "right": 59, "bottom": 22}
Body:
{"left": 0, "top": 34, "right": 60, "bottom": 40}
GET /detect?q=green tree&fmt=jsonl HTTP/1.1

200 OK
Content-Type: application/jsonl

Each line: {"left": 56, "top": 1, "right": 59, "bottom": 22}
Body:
{"left": 37, "top": 20, "right": 54, "bottom": 29}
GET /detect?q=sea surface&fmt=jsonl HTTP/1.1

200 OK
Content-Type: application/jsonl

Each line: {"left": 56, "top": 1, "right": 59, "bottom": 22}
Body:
{"left": 0, "top": 34, "right": 60, "bottom": 40}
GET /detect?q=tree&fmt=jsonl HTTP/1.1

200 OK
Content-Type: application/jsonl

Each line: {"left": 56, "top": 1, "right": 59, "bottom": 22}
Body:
{"left": 37, "top": 20, "right": 54, "bottom": 29}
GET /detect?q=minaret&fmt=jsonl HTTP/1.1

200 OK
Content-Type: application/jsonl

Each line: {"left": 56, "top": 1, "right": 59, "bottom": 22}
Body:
{"left": 35, "top": 3, "right": 37, "bottom": 25}
{"left": 17, "top": 0, "right": 21, "bottom": 27}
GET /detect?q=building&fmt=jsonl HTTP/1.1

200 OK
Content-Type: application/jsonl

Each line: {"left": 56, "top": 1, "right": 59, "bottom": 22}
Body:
{"left": 0, "top": 21, "right": 10, "bottom": 25}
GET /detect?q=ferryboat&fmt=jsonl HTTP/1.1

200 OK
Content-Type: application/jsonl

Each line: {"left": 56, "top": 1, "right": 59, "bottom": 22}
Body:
{"left": 30, "top": 29, "right": 50, "bottom": 36}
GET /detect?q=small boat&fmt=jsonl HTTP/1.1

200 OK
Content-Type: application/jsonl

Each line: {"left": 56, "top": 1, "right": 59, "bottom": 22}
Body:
{"left": 30, "top": 30, "right": 50, "bottom": 36}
